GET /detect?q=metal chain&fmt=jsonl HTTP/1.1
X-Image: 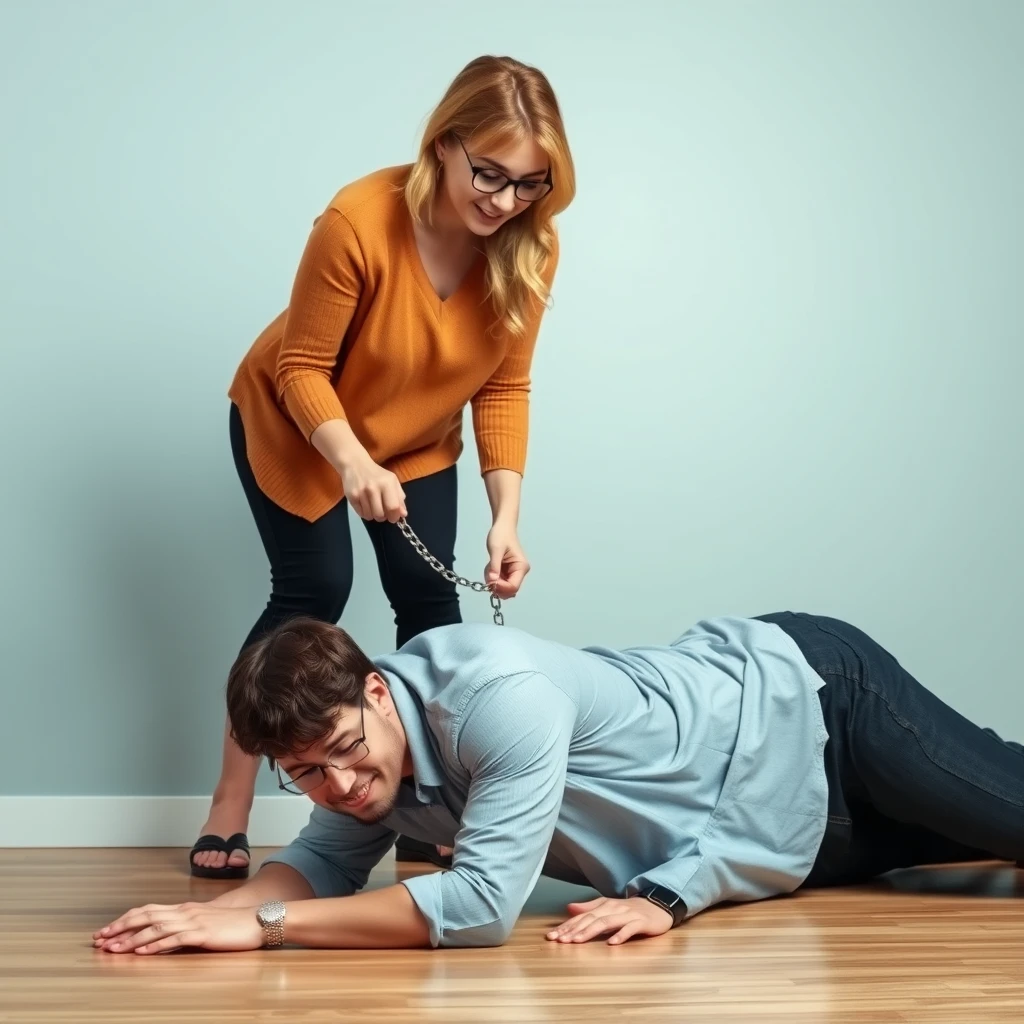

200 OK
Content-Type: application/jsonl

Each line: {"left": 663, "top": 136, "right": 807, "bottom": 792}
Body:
{"left": 395, "top": 518, "right": 505, "bottom": 626}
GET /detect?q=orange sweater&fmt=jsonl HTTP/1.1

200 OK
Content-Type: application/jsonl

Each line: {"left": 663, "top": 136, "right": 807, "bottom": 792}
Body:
{"left": 229, "top": 165, "right": 559, "bottom": 522}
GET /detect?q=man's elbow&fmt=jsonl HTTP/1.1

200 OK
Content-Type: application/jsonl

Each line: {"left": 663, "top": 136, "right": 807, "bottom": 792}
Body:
{"left": 439, "top": 915, "right": 515, "bottom": 949}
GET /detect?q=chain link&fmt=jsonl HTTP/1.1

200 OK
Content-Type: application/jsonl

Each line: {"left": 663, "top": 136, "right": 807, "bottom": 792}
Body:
{"left": 396, "top": 518, "right": 504, "bottom": 626}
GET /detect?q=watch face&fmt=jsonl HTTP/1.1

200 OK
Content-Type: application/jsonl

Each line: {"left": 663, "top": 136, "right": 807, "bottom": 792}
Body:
{"left": 259, "top": 901, "right": 286, "bottom": 924}
{"left": 651, "top": 886, "right": 679, "bottom": 908}
{"left": 643, "top": 886, "right": 684, "bottom": 925}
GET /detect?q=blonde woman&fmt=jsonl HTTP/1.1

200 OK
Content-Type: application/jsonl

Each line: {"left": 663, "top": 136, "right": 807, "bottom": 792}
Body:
{"left": 190, "top": 55, "right": 576, "bottom": 877}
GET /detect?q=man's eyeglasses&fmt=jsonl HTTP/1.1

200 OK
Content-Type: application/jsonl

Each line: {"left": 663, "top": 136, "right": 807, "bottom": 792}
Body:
{"left": 457, "top": 136, "right": 552, "bottom": 202}
{"left": 276, "top": 703, "right": 369, "bottom": 795}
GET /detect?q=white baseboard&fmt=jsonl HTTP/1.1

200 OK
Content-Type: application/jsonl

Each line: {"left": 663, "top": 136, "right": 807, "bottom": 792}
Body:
{"left": 0, "top": 796, "right": 323, "bottom": 848}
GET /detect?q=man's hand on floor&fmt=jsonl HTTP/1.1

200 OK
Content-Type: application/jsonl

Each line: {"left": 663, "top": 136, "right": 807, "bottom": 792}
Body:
{"left": 93, "top": 902, "right": 263, "bottom": 955}
{"left": 546, "top": 896, "right": 674, "bottom": 945}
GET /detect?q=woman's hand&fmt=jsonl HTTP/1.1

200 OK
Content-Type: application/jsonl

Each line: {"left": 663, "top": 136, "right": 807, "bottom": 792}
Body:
{"left": 94, "top": 902, "right": 265, "bottom": 955}
{"left": 485, "top": 522, "right": 530, "bottom": 599}
{"left": 340, "top": 454, "right": 408, "bottom": 523}
{"left": 545, "top": 896, "right": 674, "bottom": 946}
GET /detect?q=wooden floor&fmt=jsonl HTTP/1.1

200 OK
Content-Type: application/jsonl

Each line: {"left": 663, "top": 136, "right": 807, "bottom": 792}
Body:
{"left": 1, "top": 850, "right": 1022, "bottom": 1023}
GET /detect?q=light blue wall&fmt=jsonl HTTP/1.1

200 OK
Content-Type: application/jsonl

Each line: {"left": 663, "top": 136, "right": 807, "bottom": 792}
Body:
{"left": 2, "top": 1, "right": 1021, "bottom": 795}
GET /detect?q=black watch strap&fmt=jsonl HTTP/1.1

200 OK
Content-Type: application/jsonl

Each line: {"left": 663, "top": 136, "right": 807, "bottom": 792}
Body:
{"left": 640, "top": 884, "right": 687, "bottom": 928}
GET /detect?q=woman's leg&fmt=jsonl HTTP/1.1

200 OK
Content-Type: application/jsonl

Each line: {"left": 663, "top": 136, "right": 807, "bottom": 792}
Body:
{"left": 363, "top": 465, "right": 462, "bottom": 650}
{"left": 191, "top": 405, "right": 354, "bottom": 873}
{"left": 364, "top": 465, "right": 461, "bottom": 863}
{"left": 762, "top": 612, "right": 1024, "bottom": 886}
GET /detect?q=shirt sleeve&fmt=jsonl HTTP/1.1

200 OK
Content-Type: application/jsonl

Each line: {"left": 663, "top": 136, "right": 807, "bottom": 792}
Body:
{"left": 625, "top": 849, "right": 705, "bottom": 921}
{"left": 274, "top": 207, "right": 365, "bottom": 440}
{"left": 260, "top": 803, "right": 395, "bottom": 898}
{"left": 400, "top": 671, "right": 576, "bottom": 948}
{"left": 631, "top": 838, "right": 819, "bottom": 920}
{"left": 470, "top": 234, "right": 559, "bottom": 476}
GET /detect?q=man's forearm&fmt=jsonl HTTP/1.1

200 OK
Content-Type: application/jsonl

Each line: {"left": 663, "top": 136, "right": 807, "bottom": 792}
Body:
{"left": 282, "top": 882, "right": 432, "bottom": 949}
{"left": 209, "top": 863, "right": 315, "bottom": 909}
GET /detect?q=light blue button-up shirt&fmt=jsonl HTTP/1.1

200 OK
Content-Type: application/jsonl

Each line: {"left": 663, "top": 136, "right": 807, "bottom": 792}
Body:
{"left": 262, "top": 617, "right": 830, "bottom": 947}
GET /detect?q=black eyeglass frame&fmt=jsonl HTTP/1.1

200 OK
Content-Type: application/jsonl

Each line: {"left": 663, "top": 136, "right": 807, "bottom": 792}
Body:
{"left": 455, "top": 136, "right": 553, "bottom": 202}
{"left": 276, "top": 703, "right": 370, "bottom": 795}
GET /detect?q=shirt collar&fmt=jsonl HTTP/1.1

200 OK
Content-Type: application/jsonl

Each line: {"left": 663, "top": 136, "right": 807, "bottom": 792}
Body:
{"left": 381, "top": 669, "right": 445, "bottom": 802}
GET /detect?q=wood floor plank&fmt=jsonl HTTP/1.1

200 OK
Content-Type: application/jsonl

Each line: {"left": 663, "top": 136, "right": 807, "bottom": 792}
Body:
{"left": 1, "top": 850, "right": 1021, "bottom": 1022}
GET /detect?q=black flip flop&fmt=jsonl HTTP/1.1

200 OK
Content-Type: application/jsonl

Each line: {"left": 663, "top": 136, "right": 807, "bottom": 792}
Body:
{"left": 189, "top": 832, "right": 250, "bottom": 879}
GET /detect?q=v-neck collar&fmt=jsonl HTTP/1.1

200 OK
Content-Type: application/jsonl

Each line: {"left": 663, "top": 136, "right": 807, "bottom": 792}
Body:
{"left": 402, "top": 203, "right": 483, "bottom": 318}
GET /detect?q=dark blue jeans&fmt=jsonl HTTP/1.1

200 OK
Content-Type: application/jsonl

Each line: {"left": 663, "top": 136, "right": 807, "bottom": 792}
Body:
{"left": 757, "top": 611, "right": 1024, "bottom": 887}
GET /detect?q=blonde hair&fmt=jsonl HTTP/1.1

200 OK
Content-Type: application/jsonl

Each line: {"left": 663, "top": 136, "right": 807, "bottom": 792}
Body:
{"left": 404, "top": 56, "right": 575, "bottom": 336}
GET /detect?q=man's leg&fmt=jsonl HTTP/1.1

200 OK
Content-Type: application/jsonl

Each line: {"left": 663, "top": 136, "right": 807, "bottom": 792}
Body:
{"left": 759, "top": 612, "right": 1024, "bottom": 885}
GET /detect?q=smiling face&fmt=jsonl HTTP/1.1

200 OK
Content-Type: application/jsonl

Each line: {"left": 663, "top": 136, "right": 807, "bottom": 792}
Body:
{"left": 275, "top": 674, "right": 411, "bottom": 824}
{"left": 434, "top": 132, "right": 551, "bottom": 237}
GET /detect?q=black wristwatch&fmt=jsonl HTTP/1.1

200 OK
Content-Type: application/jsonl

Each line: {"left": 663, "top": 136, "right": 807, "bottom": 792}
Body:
{"left": 640, "top": 884, "right": 687, "bottom": 928}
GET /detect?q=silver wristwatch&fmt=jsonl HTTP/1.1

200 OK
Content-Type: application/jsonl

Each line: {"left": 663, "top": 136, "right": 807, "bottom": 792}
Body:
{"left": 256, "top": 900, "right": 286, "bottom": 947}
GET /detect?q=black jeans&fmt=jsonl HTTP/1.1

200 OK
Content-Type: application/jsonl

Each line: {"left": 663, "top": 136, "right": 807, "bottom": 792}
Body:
{"left": 230, "top": 402, "right": 462, "bottom": 652}
{"left": 757, "top": 612, "right": 1024, "bottom": 887}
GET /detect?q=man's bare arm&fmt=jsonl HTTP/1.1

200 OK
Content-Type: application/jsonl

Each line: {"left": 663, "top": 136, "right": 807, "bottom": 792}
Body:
{"left": 209, "top": 866, "right": 431, "bottom": 948}
{"left": 283, "top": 882, "right": 431, "bottom": 948}
{"left": 208, "top": 863, "right": 314, "bottom": 908}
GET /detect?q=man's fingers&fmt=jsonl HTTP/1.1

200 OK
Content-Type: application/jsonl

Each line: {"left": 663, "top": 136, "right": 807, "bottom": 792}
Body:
{"left": 94, "top": 927, "right": 141, "bottom": 947}
{"left": 99, "top": 910, "right": 156, "bottom": 939}
{"left": 547, "top": 900, "right": 607, "bottom": 940}
{"left": 96, "top": 927, "right": 144, "bottom": 950}
{"left": 135, "top": 930, "right": 201, "bottom": 955}
{"left": 102, "top": 910, "right": 187, "bottom": 952}
{"left": 106, "top": 923, "right": 168, "bottom": 953}
{"left": 552, "top": 913, "right": 596, "bottom": 941}
{"left": 95, "top": 905, "right": 156, "bottom": 938}
{"left": 550, "top": 910, "right": 634, "bottom": 943}
{"left": 547, "top": 898, "right": 665, "bottom": 945}
{"left": 564, "top": 912, "right": 632, "bottom": 943}
{"left": 566, "top": 898, "right": 604, "bottom": 915}
{"left": 608, "top": 920, "right": 644, "bottom": 945}
{"left": 548, "top": 913, "right": 588, "bottom": 940}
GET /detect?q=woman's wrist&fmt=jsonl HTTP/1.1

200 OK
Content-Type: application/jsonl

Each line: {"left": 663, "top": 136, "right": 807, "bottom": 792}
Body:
{"left": 311, "top": 419, "right": 369, "bottom": 473}
{"left": 483, "top": 469, "right": 522, "bottom": 528}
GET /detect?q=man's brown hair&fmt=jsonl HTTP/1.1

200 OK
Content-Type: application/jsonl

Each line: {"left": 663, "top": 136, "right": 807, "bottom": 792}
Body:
{"left": 226, "top": 617, "right": 376, "bottom": 760}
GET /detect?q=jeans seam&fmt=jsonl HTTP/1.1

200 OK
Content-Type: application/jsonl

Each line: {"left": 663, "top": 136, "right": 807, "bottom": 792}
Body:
{"left": 859, "top": 682, "right": 1024, "bottom": 809}
{"left": 808, "top": 618, "right": 872, "bottom": 664}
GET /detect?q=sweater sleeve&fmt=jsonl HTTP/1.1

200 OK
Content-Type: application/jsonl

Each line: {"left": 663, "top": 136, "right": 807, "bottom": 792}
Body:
{"left": 275, "top": 208, "right": 365, "bottom": 440}
{"left": 470, "top": 234, "right": 559, "bottom": 476}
